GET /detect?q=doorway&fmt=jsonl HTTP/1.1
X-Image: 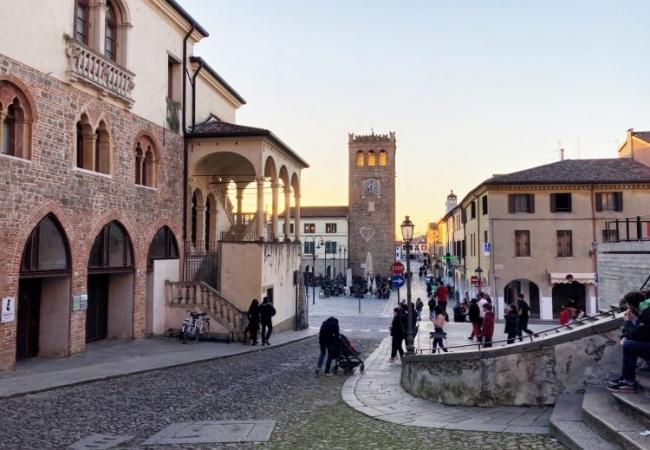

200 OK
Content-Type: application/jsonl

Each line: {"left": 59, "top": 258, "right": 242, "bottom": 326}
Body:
{"left": 86, "top": 274, "right": 109, "bottom": 342}
{"left": 16, "top": 279, "right": 41, "bottom": 360}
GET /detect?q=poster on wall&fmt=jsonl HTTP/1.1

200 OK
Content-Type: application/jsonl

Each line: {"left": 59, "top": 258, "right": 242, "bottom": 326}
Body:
{"left": 1, "top": 297, "right": 15, "bottom": 323}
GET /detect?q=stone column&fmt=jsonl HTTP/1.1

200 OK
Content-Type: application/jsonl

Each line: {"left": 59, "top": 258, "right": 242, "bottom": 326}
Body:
{"left": 284, "top": 187, "right": 291, "bottom": 240}
{"left": 271, "top": 181, "right": 279, "bottom": 240}
{"left": 0, "top": 111, "right": 5, "bottom": 153}
{"left": 236, "top": 187, "right": 244, "bottom": 225}
{"left": 294, "top": 192, "right": 301, "bottom": 241}
{"left": 90, "top": 1, "right": 107, "bottom": 54}
{"left": 256, "top": 177, "right": 265, "bottom": 240}
{"left": 195, "top": 206, "right": 206, "bottom": 251}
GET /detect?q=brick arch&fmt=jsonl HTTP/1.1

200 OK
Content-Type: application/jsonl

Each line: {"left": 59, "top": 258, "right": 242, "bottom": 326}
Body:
{"left": 143, "top": 218, "right": 182, "bottom": 253}
{"left": 85, "top": 211, "right": 140, "bottom": 266}
{"left": 0, "top": 75, "right": 38, "bottom": 122}
{"left": 9, "top": 202, "right": 76, "bottom": 282}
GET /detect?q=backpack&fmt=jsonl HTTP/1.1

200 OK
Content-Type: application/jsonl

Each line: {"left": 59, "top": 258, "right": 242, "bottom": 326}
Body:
{"left": 639, "top": 299, "right": 650, "bottom": 312}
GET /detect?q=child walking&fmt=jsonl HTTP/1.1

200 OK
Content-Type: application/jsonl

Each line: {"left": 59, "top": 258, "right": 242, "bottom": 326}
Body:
{"left": 432, "top": 306, "right": 448, "bottom": 353}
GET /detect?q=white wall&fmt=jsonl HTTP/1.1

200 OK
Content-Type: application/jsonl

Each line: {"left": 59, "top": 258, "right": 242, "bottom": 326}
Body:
{"left": 193, "top": 74, "right": 237, "bottom": 124}
{"left": 150, "top": 259, "right": 179, "bottom": 335}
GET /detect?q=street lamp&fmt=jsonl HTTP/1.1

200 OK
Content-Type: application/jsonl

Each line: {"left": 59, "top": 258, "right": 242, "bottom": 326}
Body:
{"left": 338, "top": 247, "right": 343, "bottom": 276}
{"left": 305, "top": 235, "right": 324, "bottom": 305}
{"left": 401, "top": 215, "right": 415, "bottom": 354}
{"left": 324, "top": 241, "right": 329, "bottom": 279}
{"left": 474, "top": 266, "right": 483, "bottom": 296}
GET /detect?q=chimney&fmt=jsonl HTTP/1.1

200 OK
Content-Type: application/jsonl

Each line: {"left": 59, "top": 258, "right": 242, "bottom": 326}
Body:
{"left": 560, "top": 148, "right": 564, "bottom": 161}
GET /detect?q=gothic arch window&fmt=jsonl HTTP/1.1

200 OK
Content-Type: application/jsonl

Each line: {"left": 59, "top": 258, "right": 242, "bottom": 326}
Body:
{"left": 134, "top": 134, "right": 158, "bottom": 188}
{"left": 94, "top": 120, "right": 111, "bottom": 174}
{"left": 379, "top": 150, "right": 387, "bottom": 166}
{"left": 20, "top": 214, "right": 70, "bottom": 276}
{"left": 73, "top": 0, "right": 129, "bottom": 66}
{"left": 148, "top": 226, "right": 179, "bottom": 268}
{"left": 0, "top": 81, "right": 34, "bottom": 159}
{"left": 367, "top": 150, "right": 376, "bottom": 166}
{"left": 356, "top": 151, "right": 364, "bottom": 167}
{"left": 75, "top": 114, "right": 96, "bottom": 170}
{"left": 89, "top": 221, "right": 133, "bottom": 270}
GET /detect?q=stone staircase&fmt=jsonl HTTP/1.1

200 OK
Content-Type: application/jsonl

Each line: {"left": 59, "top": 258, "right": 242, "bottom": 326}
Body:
{"left": 551, "top": 373, "right": 650, "bottom": 449}
{"left": 165, "top": 281, "right": 247, "bottom": 340}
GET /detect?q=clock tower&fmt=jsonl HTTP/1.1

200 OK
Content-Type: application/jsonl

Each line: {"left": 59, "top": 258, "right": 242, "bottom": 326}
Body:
{"left": 348, "top": 131, "right": 396, "bottom": 277}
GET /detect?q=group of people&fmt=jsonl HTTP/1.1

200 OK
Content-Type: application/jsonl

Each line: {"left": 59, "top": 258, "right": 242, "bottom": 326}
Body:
{"left": 558, "top": 299, "right": 586, "bottom": 325}
{"left": 244, "top": 297, "right": 276, "bottom": 346}
{"left": 389, "top": 301, "right": 419, "bottom": 362}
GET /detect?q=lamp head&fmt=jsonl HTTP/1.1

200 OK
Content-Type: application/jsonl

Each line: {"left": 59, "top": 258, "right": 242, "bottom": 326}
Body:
{"left": 401, "top": 215, "right": 415, "bottom": 241}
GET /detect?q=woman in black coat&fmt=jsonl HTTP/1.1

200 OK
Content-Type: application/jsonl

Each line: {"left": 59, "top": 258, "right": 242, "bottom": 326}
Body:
{"left": 246, "top": 299, "right": 260, "bottom": 345}
{"left": 468, "top": 298, "right": 481, "bottom": 341}
{"left": 390, "top": 308, "right": 405, "bottom": 362}
{"left": 504, "top": 304, "right": 519, "bottom": 344}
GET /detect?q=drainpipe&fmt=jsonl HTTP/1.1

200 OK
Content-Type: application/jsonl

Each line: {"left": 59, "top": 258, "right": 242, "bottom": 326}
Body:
{"left": 181, "top": 26, "right": 195, "bottom": 251}
{"left": 590, "top": 184, "right": 599, "bottom": 312}
{"left": 191, "top": 58, "right": 204, "bottom": 130}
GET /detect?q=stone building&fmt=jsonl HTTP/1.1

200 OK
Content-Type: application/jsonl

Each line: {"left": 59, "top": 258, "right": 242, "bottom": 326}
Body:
{"left": 348, "top": 132, "right": 396, "bottom": 277}
{"left": 0, "top": 0, "right": 306, "bottom": 370}
{"left": 432, "top": 157, "right": 650, "bottom": 320}
{"left": 278, "top": 206, "right": 349, "bottom": 277}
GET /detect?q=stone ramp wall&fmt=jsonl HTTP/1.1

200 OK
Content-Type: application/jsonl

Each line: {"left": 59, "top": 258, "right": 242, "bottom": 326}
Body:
{"left": 401, "top": 316, "right": 623, "bottom": 406}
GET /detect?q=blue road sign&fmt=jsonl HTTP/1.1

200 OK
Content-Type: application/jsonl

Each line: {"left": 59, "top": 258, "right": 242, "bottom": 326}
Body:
{"left": 391, "top": 275, "right": 405, "bottom": 289}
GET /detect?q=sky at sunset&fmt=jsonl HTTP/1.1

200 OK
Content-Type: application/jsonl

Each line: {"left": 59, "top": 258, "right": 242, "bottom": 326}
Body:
{"left": 183, "top": 0, "right": 650, "bottom": 234}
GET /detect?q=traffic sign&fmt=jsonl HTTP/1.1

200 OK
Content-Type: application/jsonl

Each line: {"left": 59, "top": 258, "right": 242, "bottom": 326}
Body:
{"left": 391, "top": 275, "right": 405, "bottom": 289}
{"left": 391, "top": 261, "right": 405, "bottom": 274}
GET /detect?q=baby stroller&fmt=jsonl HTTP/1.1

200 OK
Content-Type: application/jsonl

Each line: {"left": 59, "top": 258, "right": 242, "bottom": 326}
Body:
{"left": 331, "top": 334, "right": 365, "bottom": 375}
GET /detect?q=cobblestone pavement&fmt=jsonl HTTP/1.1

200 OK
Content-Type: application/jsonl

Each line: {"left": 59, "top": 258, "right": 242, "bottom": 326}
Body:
{"left": 0, "top": 337, "right": 563, "bottom": 449}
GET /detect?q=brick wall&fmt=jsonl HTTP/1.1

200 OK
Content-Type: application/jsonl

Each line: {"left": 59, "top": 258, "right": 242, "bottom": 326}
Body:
{"left": 598, "top": 241, "right": 650, "bottom": 308}
{"left": 0, "top": 53, "right": 183, "bottom": 369}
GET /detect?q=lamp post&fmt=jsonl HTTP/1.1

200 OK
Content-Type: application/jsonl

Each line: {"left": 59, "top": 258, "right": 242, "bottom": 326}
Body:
{"left": 343, "top": 247, "right": 348, "bottom": 272}
{"left": 305, "top": 235, "right": 324, "bottom": 305}
{"left": 401, "top": 216, "right": 415, "bottom": 354}
{"left": 475, "top": 266, "right": 483, "bottom": 297}
{"left": 338, "top": 247, "right": 343, "bottom": 276}
{"left": 324, "top": 241, "right": 329, "bottom": 279}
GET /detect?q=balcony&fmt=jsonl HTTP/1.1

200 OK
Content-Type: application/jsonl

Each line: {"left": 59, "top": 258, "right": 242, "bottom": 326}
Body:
{"left": 65, "top": 36, "right": 135, "bottom": 106}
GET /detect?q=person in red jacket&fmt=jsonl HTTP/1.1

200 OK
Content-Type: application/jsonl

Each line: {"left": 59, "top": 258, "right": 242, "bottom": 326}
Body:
{"left": 435, "top": 284, "right": 449, "bottom": 319}
{"left": 482, "top": 304, "right": 495, "bottom": 348}
{"left": 559, "top": 305, "right": 571, "bottom": 326}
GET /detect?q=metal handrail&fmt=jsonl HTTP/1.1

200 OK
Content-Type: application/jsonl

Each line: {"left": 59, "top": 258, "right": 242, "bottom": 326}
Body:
{"left": 415, "top": 306, "right": 622, "bottom": 355}
{"left": 604, "top": 215, "right": 650, "bottom": 243}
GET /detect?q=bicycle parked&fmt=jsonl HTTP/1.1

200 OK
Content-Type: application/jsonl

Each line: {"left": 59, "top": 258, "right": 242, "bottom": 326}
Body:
{"left": 179, "top": 310, "right": 210, "bottom": 343}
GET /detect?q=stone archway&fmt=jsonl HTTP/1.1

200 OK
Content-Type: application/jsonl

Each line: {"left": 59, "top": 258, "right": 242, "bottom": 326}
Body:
{"left": 504, "top": 278, "right": 540, "bottom": 318}
{"left": 552, "top": 281, "right": 586, "bottom": 317}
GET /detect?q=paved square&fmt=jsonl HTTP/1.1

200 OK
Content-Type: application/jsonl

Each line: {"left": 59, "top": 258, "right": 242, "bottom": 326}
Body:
{"left": 143, "top": 420, "right": 275, "bottom": 445}
{"left": 69, "top": 433, "right": 133, "bottom": 450}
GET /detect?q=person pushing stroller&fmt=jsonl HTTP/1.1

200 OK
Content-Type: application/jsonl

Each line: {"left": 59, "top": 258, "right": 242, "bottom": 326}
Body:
{"left": 315, "top": 316, "right": 340, "bottom": 376}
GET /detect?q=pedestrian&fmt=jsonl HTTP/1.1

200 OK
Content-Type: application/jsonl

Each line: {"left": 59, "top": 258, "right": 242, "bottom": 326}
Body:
{"left": 390, "top": 307, "right": 405, "bottom": 363}
{"left": 464, "top": 291, "right": 470, "bottom": 304}
{"left": 468, "top": 298, "right": 481, "bottom": 341}
{"left": 435, "top": 283, "right": 449, "bottom": 319}
{"left": 482, "top": 303, "right": 495, "bottom": 348}
{"left": 315, "top": 316, "right": 339, "bottom": 376}
{"left": 428, "top": 297, "right": 437, "bottom": 320}
{"left": 504, "top": 304, "right": 518, "bottom": 344}
{"left": 432, "top": 306, "right": 448, "bottom": 353}
{"left": 559, "top": 305, "right": 571, "bottom": 326}
{"left": 415, "top": 297, "right": 424, "bottom": 321}
{"left": 246, "top": 298, "right": 260, "bottom": 345}
{"left": 516, "top": 294, "right": 534, "bottom": 341}
{"left": 259, "top": 296, "right": 276, "bottom": 345}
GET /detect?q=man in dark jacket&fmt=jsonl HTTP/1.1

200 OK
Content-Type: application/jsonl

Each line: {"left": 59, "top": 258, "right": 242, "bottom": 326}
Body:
{"left": 468, "top": 298, "right": 481, "bottom": 341}
{"left": 259, "top": 297, "right": 276, "bottom": 346}
{"left": 609, "top": 305, "right": 650, "bottom": 393}
{"left": 315, "top": 316, "right": 340, "bottom": 375}
{"left": 390, "top": 308, "right": 405, "bottom": 363}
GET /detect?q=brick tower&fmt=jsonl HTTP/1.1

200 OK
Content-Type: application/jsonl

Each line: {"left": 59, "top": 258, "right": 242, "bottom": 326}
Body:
{"left": 348, "top": 131, "right": 396, "bottom": 277}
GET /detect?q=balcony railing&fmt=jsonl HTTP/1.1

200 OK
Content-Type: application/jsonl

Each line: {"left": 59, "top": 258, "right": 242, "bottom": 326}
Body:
{"left": 65, "top": 36, "right": 135, "bottom": 105}
{"left": 604, "top": 216, "right": 650, "bottom": 242}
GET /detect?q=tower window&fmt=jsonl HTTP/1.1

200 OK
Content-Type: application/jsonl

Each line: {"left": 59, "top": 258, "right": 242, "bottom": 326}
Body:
{"left": 379, "top": 150, "right": 387, "bottom": 166}
{"left": 356, "top": 151, "right": 364, "bottom": 167}
{"left": 367, "top": 150, "right": 376, "bottom": 166}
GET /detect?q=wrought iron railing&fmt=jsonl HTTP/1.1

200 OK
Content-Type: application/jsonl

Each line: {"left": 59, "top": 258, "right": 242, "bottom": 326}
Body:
{"left": 65, "top": 36, "right": 135, "bottom": 104}
{"left": 604, "top": 216, "right": 650, "bottom": 243}
{"left": 415, "top": 306, "right": 622, "bottom": 355}
{"left": 184, "top": 251, "right": 218, "bottom": 289}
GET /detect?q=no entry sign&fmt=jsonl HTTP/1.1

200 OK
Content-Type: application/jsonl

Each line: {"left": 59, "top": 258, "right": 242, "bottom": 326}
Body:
{"left": 391, "top": 261, "right": 404, "bottom": 274}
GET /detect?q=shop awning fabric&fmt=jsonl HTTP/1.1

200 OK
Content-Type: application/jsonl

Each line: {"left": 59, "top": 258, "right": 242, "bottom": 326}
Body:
{"left": 550, "top": 273, "right": 596, "bottom": 285}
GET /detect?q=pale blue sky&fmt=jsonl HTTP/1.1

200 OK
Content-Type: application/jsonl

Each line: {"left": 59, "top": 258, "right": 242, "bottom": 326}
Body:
{"left": 184, "top": 0, "right": 650, "bottom": 232}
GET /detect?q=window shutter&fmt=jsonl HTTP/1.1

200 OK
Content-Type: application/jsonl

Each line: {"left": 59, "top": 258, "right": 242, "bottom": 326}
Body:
{"left": 508, "top": 195, "right": 515, "bottom": 213}
{"left": 616, "top": 192, "right": 623, "bottom": 212}
{"left": 595, "top": 193, "right": 603, "bottom": 212}
{"left": 550, "top": 194, "right": 557, "bottom": 213}
{"left": 528, "top": 194, "right": 535, "bottom": 213}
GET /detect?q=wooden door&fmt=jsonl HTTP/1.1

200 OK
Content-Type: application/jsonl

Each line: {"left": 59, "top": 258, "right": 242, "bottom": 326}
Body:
{"left": 16, "top": 278, "right": 42, "bottom": 360}
{"left": 86, "top": 274, "right": 109, "bottom": 342}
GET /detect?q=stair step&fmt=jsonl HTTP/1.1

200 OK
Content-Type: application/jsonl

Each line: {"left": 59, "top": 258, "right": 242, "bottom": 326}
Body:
{"left": 582, "top": 387, "right": 650, "bottom": 450}
{"left": 550, "top": 394, "right": 620, "bottom": 450}
{"left": 611, "top": 391, "right": 650, "bottom": 428}
{"left": 636, "top": 372, "right": 650, "bottom": 391}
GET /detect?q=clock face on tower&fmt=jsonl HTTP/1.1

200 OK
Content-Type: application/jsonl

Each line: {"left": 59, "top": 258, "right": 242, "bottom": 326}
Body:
{"left": 363, "top": 179, "right": 381, "bottom": 196}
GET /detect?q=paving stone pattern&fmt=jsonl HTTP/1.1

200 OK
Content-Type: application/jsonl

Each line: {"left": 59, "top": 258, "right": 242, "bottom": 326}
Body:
{"left": 0, "top": 337, "right": 563, "bottom": 449}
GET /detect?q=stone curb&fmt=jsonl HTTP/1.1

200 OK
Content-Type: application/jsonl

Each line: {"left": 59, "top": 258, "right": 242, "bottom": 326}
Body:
{"left": 341, "top": 335, "right": 552, "bottom": 434}
{"left": 0, "top": 329, "right": 318, "bottom": 399}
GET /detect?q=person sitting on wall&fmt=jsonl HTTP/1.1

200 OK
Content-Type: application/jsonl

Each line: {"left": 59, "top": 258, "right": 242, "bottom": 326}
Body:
{"left": 608, "top": 291, "right": 650, "bottom": 393}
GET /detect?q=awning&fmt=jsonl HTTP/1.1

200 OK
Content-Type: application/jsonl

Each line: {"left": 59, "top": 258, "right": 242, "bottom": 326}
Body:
{"left": 550, "top": 272, "right": 596, "bottom": 285}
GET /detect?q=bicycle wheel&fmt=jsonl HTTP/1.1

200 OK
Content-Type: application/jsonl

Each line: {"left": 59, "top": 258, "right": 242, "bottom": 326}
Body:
{"left": 201, "top": 320, "right": 210, "bottom": 339}
{"left": 192, "top": 323, "right": 201, "bottom": 342}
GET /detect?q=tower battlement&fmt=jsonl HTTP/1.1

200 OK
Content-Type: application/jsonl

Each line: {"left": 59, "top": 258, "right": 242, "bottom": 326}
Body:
{"left": 348, "top": 131, "right": 396, "bottom": 144}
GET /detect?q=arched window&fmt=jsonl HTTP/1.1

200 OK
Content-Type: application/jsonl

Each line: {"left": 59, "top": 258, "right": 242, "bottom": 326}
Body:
{"left": 367, "top": 150, "right": 376, "bottom": 166}
{"left": 20, "top": 214, "right": 70, "bottom": 275}
{"left": 148, "top": 226, "right": 179, "bottom": 268}
{"left": 74, "top": 0, "right": 90, "bottom": 45}
{"left": 379, "top": 150, "right": 388, "bottom": 166}
{"left": 89, "top": 221, "right": 133, "bottom": 269}
{"left": 134, "top": 134, "right": 158, "bottom": 188}
{"left": 0, "top": 81, "right": 34, "bottom": 159}
{"left": 105, "top": 1, "right": 117, "bottom": 61}
{"left": 356, "top": 151, "right": 364, "bottom": 167}
{"left": 94, "top": 120, "right": 110, "bottom": 174}
{"left": 75, "top": 114, "right": 94, "bottom": 170}
{"left": 135, "top": 143, "right": 143, "bottom": 184}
